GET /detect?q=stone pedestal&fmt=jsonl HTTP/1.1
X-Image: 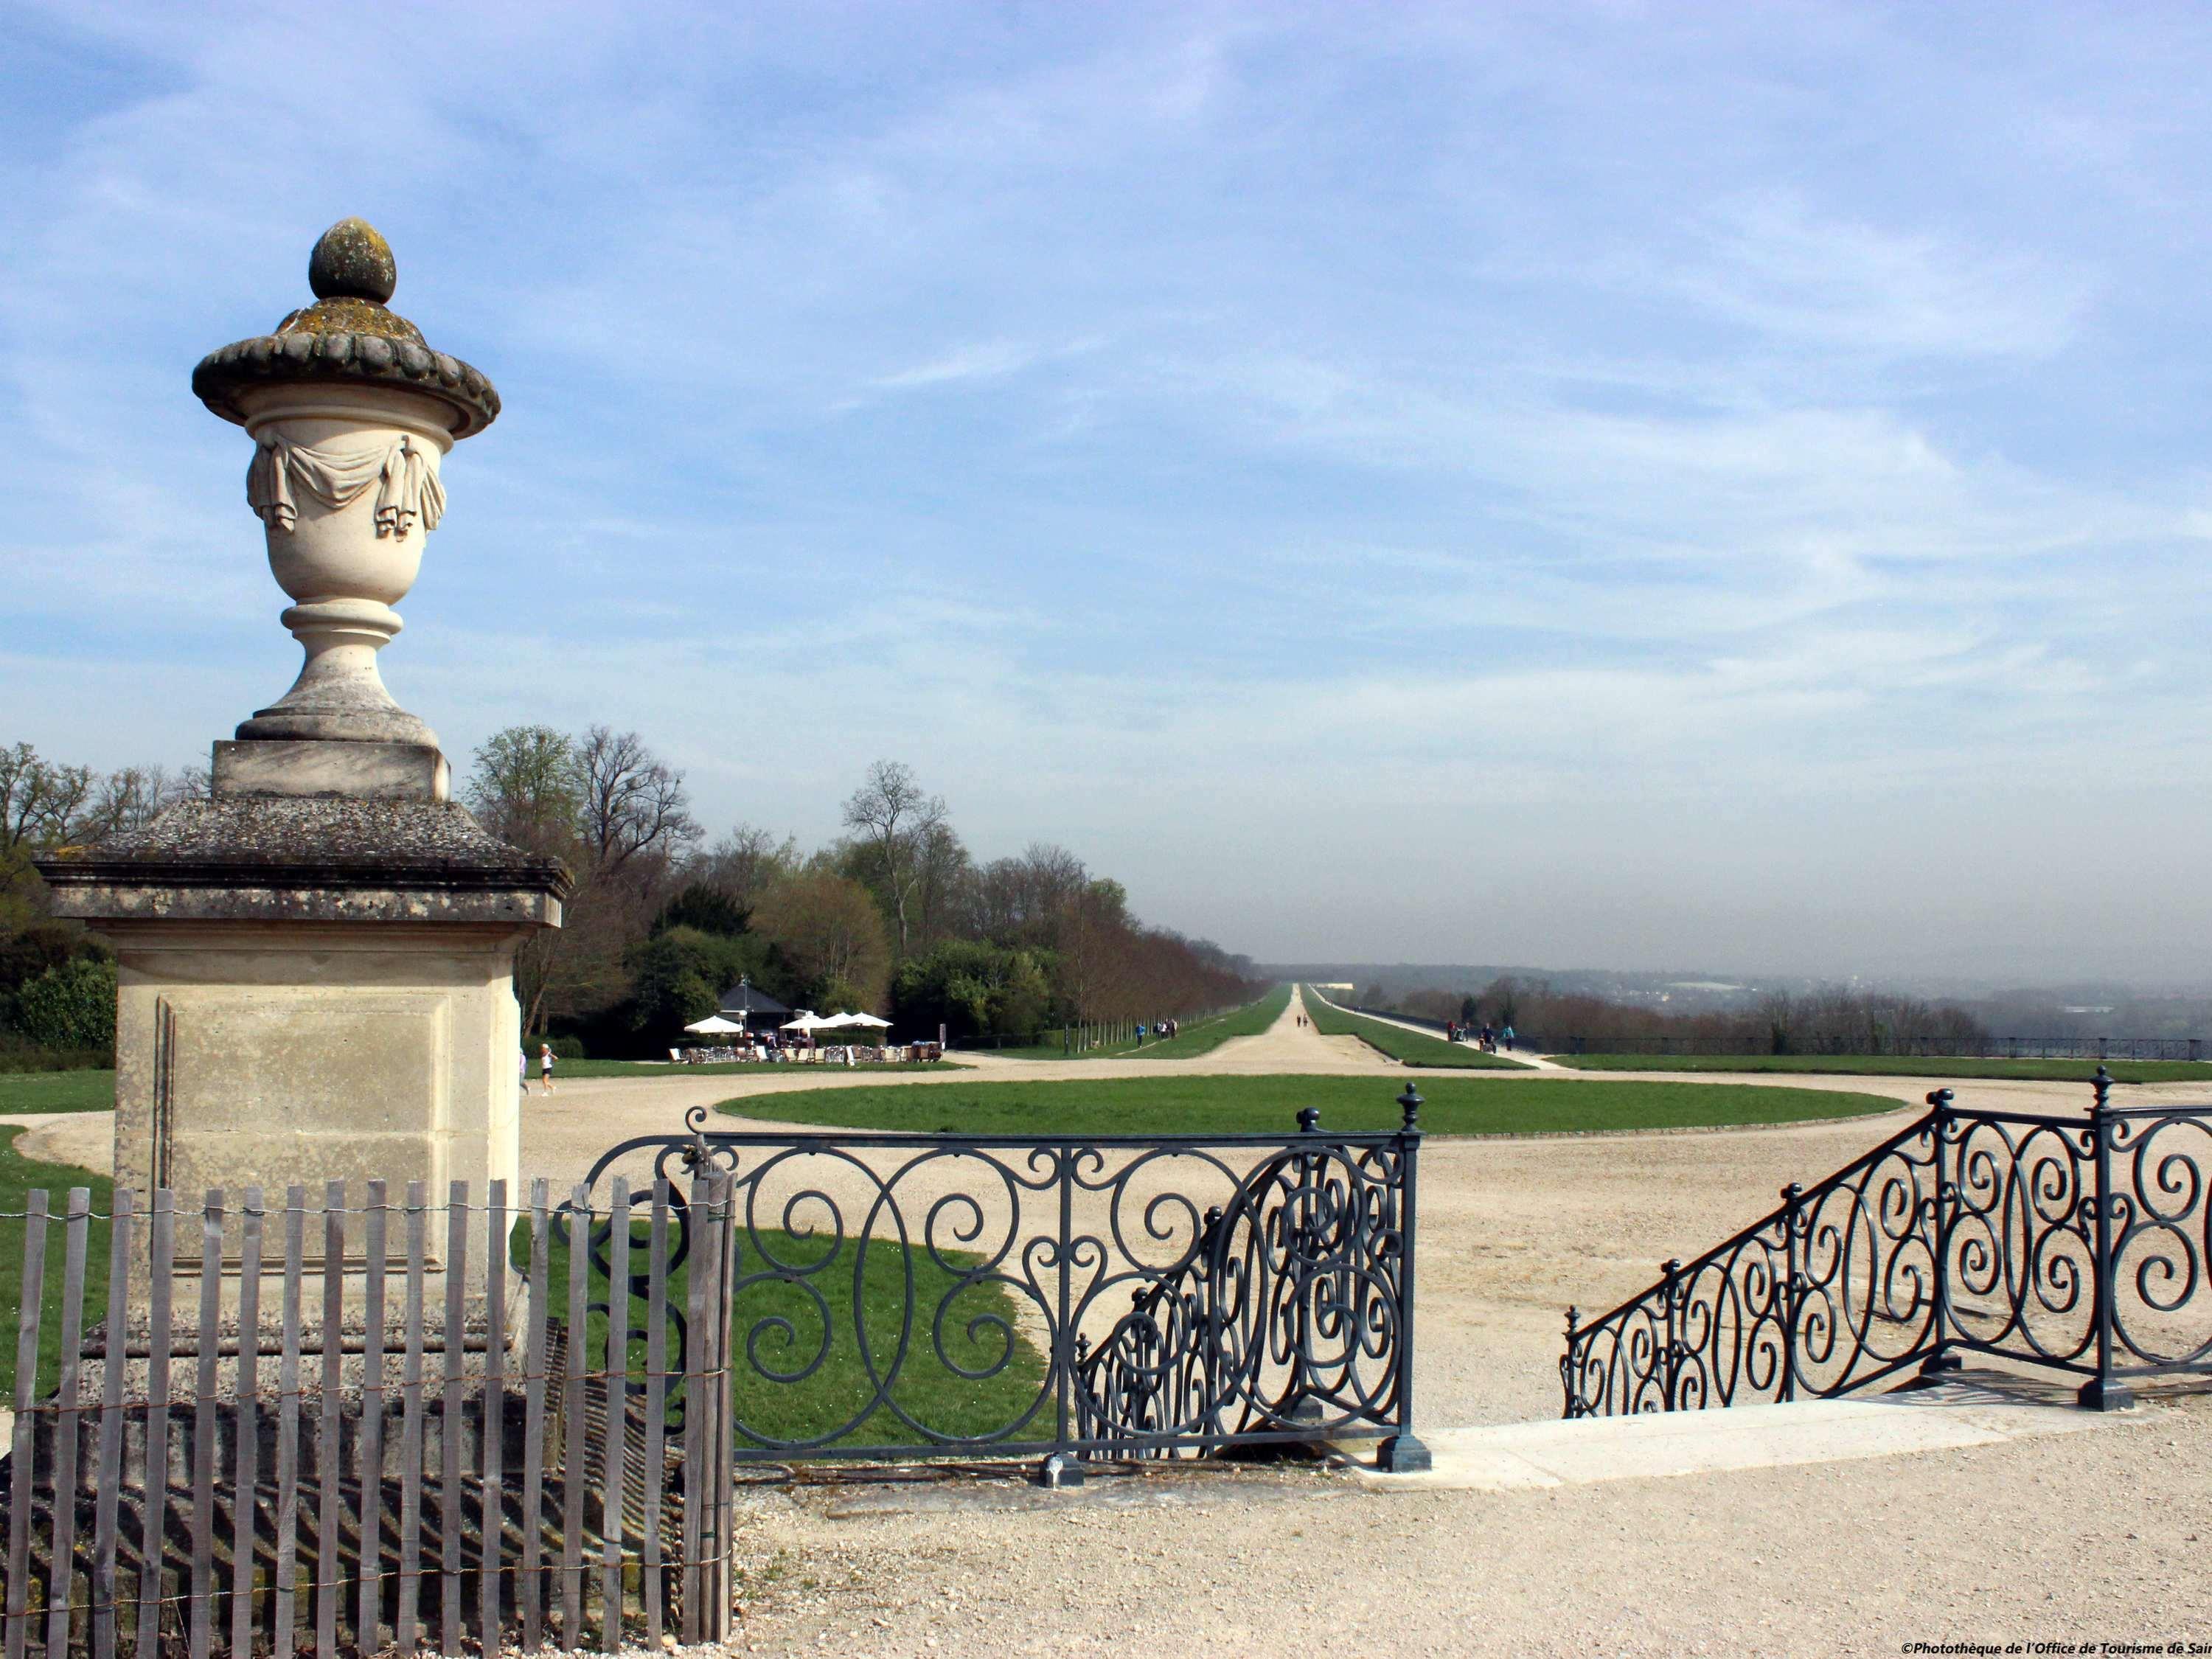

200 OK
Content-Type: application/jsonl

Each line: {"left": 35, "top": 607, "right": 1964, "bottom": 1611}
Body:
{"left": 39, "top": 796, "right": 565, "bottom": 1269}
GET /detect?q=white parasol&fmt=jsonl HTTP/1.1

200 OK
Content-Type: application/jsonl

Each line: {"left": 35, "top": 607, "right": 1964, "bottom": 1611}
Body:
{"left": 684, "top": 1014, "right": 743, "bottom": 1034}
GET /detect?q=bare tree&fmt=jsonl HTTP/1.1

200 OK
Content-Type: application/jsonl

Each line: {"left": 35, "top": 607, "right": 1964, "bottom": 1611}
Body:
{"left": 577, "top": 726, "right": 700, "bottom": 875}
{"left": 0, "top": 745, "right": 94, "bottom": 854}
{"left": 466, "top": 724, "right": 698, "bottom": 1034}
{"left": 684, "top": 824, "right": 801, "bottom": 914}
{"left": 909, "top": 820, "right": 971, "bottom": 948}
{"left": 2, "top": 745, "right": 206, "bottom": 853}
{"left": 80, "top": 765, "right": 204, "bottom": 841}
{"left": 839, "top": 759, "right": 947, "bottom": 956}
{"left": 973, "top": 842, "right": 1086, "bottom": 946}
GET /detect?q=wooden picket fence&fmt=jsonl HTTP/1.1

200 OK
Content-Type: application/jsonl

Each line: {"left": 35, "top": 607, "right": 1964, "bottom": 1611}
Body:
{"left": 0, "top": 1172, "right": 737, "bottom": 1658}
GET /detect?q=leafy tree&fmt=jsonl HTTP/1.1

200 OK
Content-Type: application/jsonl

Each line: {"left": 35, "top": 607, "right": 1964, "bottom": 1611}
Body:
{"left": 653, "top": 886, "right": 752, "bottom": 939}
{"left": 465, "top": 725, "right": 700, "bottom": 1033}
{"left": 893, "top": 940, "right": 1055, "bottom": 1041}
{"left": 623, "top": 926, "right": 785, "bottom": 1044}
{"left": 751, "top": 871, "right": 891, "bottom": 1012}
{"left": 11, "top": 957, "right": 116, "bottom": 1052}
{"left": 465, "top": 726, "right": 582, "bottom": 852}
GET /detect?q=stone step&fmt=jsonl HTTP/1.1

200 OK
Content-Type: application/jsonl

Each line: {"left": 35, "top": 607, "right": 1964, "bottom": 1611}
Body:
{"left": 1357, "top": 1372, "right": 2133, "bottom": 1492}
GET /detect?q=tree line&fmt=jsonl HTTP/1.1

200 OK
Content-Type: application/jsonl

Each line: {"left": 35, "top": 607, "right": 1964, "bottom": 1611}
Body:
{"left": 1373, "top": 975, "right": 1989, "bottom": 1056}
{"left": 453, "top": 731, "right": 1265, "bottom": 1052}
{"left": 0, "top": 743, "right": 211, "bottom": 1065}
{"left": 0, "top": 731, "right": 1264, "bottom": 1065}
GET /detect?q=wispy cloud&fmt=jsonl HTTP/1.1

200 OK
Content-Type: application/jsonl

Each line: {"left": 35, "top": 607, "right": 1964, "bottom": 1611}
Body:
{"left": 3, "top": 1, "right": 2211, "bottom": 981}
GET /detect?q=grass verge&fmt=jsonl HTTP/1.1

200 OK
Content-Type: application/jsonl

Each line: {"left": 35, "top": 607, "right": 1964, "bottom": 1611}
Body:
{"left": 716, "top": 1073, "right": 1901, "bottom": 1138}
{"left": 961, "top": 984, "right": 1295, "bottom": 1062}
{"left": 515, "top": 1208, "right": 1044, "bottom": 1448}
{"left": 1555, "top": 1054, "right": 2208, "bottom": 1084}
{"left": 0, "top": 1125, "right": 114, "bottom": 1397}
{"left": 1117, "top": 984, "right": 1295, "bottom": 1061}
{"left": 1302, "top": 990, "right": 1528, "bottom": 1069}
{"left": 557, "top": 1058, "right": 966, "bottom": 1079}
{"left": 0, "top": 1071, "right": 116, "bottom": 1116}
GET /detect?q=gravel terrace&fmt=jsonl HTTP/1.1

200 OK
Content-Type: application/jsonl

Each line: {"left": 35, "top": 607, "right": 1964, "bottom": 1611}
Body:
{"left": 21, "top": 990, "right": 2208, "bottom": 1655}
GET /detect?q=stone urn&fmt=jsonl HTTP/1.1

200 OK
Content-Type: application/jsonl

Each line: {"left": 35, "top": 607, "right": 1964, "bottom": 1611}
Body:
{"left": 191, "top": 218, "right": 500, "bottom": 765}
{"left": 37, "top": 215, "right": 566, "bottom": 1284}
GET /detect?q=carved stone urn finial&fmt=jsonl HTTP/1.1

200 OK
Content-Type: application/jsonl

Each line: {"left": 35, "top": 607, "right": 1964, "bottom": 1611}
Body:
{"left": 308, "top": 217, "right": 397, "bottom": 304}
{"left": 192, "top": 218, "right": 500, "bottom": 757}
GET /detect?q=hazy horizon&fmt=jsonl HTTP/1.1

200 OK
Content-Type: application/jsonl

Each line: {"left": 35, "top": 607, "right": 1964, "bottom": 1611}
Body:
{"left": 6, "top": 4, "right": 2210, "bottom": 984}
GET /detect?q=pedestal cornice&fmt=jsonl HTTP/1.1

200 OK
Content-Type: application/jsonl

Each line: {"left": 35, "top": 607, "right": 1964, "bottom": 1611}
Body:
{"left": 36, "top": 797, "right": 569, "bottom": 929}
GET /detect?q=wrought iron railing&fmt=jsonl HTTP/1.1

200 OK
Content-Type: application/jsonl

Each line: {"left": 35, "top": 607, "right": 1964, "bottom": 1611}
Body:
{"left": 1558, "top": 1034, "right": 2204, "bottom": 1061}
{"left": 1561, "top": 1073, "right": 2212, "bottom": 1416}
{"left": 1070, "top": 1107, "right": 1411, "bottom": 1458}
{"left": 582, "top": 1091, "right": 1430, "bottom": 1481}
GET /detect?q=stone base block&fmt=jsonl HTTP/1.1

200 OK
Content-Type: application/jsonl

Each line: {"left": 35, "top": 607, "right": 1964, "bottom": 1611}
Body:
{"left": 213, "top": 737, "right": 450, "bottom": 801}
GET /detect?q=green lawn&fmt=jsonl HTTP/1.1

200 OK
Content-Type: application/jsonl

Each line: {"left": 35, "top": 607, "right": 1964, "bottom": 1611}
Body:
{"left": 1121, "top": 984, "right": 1294, "bottom": 1060}
{"left": 516, "top": 1206, "right": 1045, "bottom": 1450}
{"left": 955, "top": 985, "right": 1293, "bottom": 1062}
{"left": 0, "top": 1070, "right": 116, "bottom": 1115}
{"left": 0, "top": 1126, "right": 115, "bottom": 1398}
{"left": 1301, "top": 991, "right": 1528, "bottom": 1070}
{"left": 558, "top": 1057, "right": 966, "bottom": 1079}
{"left": 1555, "top": 1053, "right": 2209, "bottom": 1084}
{"left": 716, "top": 1073, "right": 1900, "bottom": 1138}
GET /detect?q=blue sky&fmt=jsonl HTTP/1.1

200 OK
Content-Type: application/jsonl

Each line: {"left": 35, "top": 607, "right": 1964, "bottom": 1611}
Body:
{"left": 5, "top": 1, "right": 2211, "bottom": 983}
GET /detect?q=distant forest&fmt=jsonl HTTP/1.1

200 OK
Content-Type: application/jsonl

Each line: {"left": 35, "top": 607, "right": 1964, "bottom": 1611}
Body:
{"left": 1318, "top": 965, "right": 2208, "bottom": 1054}
{"left": 1, "top": 734, "right": 1264, "bottom": 1065}
{"left": 1358, "top": 976, "right": 1987, "bottom": 1057}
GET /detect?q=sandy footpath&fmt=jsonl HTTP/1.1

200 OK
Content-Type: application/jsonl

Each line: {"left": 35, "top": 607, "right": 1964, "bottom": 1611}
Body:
{"left": 15, "top": 989, "right": 2157, "bottom": 1426}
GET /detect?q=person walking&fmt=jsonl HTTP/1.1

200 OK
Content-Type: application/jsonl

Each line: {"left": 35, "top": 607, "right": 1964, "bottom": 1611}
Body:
{"left": 518, "top": 1047, "right": 530, "bottom": 1096}
{"left": 538, "top": 1043, "right": 556, "bottom": 1094}
{"left": 1502, "top": 1023, "right": 1517, "bottom": 1053}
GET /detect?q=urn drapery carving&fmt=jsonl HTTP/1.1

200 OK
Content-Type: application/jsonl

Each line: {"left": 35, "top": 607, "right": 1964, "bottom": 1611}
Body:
{"left": 192, "top": 218, "right": 498, "bottom": 748}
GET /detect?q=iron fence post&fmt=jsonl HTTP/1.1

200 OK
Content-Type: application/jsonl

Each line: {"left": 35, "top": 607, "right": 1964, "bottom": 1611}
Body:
{"left": 1777, "top": 1183, "right": 1802, "bottom": 1403}
{"left": 1918, "top": 1090, "right": 1964, "bottom": 1382}
{"left": 1559, "top": 1306, "right": 1582, "bottom": 1416}
{"left": 1036, "top": 1142, "right": 1086, "bottom": 1487}
{"left": 1660, "top": 1259, "right": 1683, "bottom": 1410}
{"left": 2079, "top": 1067, "right": 2134, "bottom": 1411}
{"left": 1284, "top": 1107, "right": 1325, "bottom": 1430}
{"left": 1376, "top": 1085, "right": 1431, "bottom": 1472}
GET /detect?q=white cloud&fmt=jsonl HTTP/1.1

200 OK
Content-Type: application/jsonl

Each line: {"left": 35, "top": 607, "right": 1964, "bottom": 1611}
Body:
{"left": 1670, "top": 191, "right": 2091, "bottom": 361}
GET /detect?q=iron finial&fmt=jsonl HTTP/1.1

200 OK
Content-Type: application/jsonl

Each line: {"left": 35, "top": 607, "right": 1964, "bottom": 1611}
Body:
{"left": 2092, "top": 1064, "right": 2113, "bottom": 1113}
{"left": 1397, "top": 1083, "right": 1423, "bottom": 1130}
{"left": 1297, "top": 1106, "right": 1321, "bottom": 1133}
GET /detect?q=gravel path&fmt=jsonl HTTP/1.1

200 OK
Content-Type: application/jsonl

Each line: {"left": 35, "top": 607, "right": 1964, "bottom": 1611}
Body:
{"left": 712, "top": 1389, "right": 2211, "bottom": 1657}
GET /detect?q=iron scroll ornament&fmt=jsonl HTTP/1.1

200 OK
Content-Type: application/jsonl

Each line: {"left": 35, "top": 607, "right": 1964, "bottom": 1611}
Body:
{"left": 576, "top": 1098, "right": 1427, "bottom": 1466}
{"left": 1562, "top": 1076, "right": 2212, "bottom": 1416}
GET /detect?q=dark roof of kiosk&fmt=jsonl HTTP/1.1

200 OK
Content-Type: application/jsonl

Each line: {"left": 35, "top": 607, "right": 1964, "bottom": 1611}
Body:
{"left": 717, "top": 980, "right": 790, "bottom": 1016}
